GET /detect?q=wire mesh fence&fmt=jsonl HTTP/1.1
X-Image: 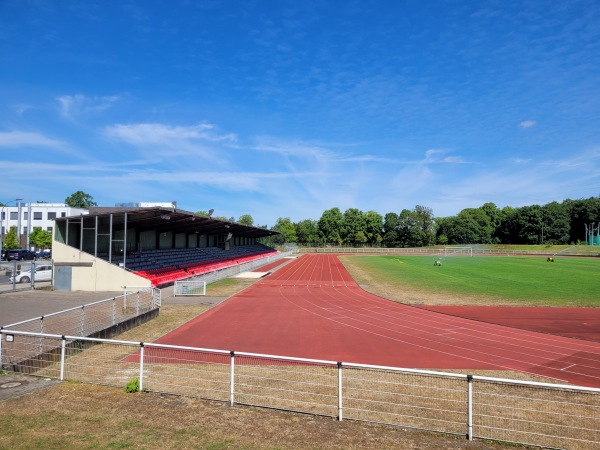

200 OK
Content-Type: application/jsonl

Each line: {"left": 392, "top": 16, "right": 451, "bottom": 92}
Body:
{"left": 2, "top": 287, "right": 160, "bottom": 338}
{"left": 473, "top": 377, "right": 600, "bottom": 450}
{"left": 342, "top": 366, "right": 467, "bottom": 435}
{"left": 2, "top": 330, "right": 599, "bottom": 449}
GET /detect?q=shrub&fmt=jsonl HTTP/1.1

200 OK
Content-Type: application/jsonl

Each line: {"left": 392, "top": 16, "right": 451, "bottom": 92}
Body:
{"left": 125, "top": 377, "right": 140, "bottom": 393}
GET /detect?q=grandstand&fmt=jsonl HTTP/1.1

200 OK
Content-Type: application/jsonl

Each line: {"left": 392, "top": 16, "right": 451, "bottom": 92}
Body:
{"left": 51, "top": 207, "right": 279, "bottom": 291}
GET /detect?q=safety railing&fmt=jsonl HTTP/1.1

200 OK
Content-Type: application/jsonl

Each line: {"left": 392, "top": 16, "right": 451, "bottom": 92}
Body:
{"left": 1, "top": 330, "right": 598, "bottom": 450}
{"left": 1, "top": 287, "right": 160, "bottom": 337}
{"left": 188, "top": 250, "right": 297, "bottom": 285}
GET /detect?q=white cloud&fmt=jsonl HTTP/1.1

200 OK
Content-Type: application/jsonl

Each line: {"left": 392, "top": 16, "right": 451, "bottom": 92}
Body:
{"left": 57, "top": 94, "right": 120, "bottom": 120}
{"left": 519, "top": 120, "right": 537, "bottom": 129}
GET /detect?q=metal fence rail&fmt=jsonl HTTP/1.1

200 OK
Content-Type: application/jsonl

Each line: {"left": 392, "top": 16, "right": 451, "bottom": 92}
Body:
{"left": 189, "top": 250, "right": 298, "bottom": 285}
{"left": 1, "top": 287, "right": 160, "bottom": 338}
{"left": 1, "top": 330, "right": 599, "bottom": 450}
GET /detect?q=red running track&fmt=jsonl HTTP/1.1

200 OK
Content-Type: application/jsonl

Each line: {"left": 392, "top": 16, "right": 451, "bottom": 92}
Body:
{"left": 157, "top": 254, "right": 600, "bottom": 387}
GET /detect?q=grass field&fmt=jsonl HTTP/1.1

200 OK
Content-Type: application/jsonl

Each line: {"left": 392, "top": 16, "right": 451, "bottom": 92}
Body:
{"left": 341, "top": 255, "right": 600, "bottom": 307}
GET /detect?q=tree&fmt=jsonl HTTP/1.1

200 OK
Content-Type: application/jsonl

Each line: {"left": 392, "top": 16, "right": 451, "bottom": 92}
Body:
{"left": 446, "top": 208, "right": 492, "bottom": 244}
{"left": 30, "top": 228, "right": 52, "bottom": 250}
{"left": 434, "top": 216, "right": 453, "bottom": 245}
{"left": 413, "top": 205, "right": 436, "bottom": 246}
{"left": 2, "top": 226, "right": 19, "bottom": 249}
{"left": 397, "top": 209, "right": 417, "bottom": 247}
{"left": 65, "top": 191, "right": 97, "bottom": 208}
{"left": 295, "top": 219, "right": 320, "bottom": 245}
{"left": 397, "top": 206, "right": 436, "bottom": 247}
{"left": 541, "top": 201, "right": 570, "bottom": 244}
{"left": 272, "top": 217, "right": 297, "bottom": 244}
{"left": 382, "top": 212, "right": 399, "bottom": 247}
{"left": 341, "top": 208, "right": 365, "bottom": 245}
{"left": 238, "top": 214, "right": 254, "bottom": 226}
{"left": 363, "top": 210, "right": 383, "bottom": 245}
{"left": 318, "top": 207, "right": 344, "bottom": 245}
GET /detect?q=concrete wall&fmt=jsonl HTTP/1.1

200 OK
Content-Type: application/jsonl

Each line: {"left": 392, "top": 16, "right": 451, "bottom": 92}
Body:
{"left": 52, "top": 241, "right": 151, "bottom": 291}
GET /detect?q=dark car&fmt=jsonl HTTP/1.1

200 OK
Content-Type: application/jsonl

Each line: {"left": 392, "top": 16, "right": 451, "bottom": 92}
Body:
{"left": 35, "top": 251, "right": 52, "bottom": 260}
{"left": 4, "top": 249, "right": 36, "bottom": 261}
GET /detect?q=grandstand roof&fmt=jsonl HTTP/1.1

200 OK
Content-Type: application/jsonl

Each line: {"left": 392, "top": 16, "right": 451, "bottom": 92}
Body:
{"left": 62, "top": 207, "right": 279, "bottom": 239}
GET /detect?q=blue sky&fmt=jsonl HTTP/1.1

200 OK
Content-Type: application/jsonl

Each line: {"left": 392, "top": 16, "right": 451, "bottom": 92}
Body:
{"left": 1, "top": 1, "right": 599, "bottom": 226}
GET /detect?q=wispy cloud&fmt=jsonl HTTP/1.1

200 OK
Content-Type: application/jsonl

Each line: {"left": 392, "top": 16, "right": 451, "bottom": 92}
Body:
{"left": 105, "top": 122, "right": 237, "bottom": 163}
{"left": 251, "top": 137, "right": 331, "bottom": 159}
{"left": 0, "top": 131, "right": 65, "bottom": 149}
{"left": 424, "top": 149, "right": 464, "bottom": 164}
{"left": 57, "top": 94, "right": 120, "bottom": 120}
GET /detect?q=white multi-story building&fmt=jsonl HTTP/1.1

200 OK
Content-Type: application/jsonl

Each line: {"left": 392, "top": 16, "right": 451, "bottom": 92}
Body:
{"left": 0, "top": 203, "right": 87, "bottom": 248}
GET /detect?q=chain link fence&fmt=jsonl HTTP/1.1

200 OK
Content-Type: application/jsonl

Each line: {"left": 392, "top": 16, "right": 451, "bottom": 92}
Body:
{"left": 1, "top": 287, "right": 160, "bottom": 338}
{"left": 1, "top": 330, "right": 598, "bottom": 449}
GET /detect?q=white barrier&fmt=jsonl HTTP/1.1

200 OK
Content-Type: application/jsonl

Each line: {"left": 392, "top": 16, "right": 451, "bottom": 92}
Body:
{"left": 1, "top": 329, "right": 598, "bottom": 450}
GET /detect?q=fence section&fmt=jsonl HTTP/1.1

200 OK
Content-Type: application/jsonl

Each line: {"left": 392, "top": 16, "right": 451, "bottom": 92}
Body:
{"left": 190, "top": 250, "right": 298, "bottom": 285}
{"left": 472, "top": 377, "right": 600, "bottom": 449}
{"left": 1, "top": 287, "right": 160, "bottom": 338}
{"left": 1, "top": 330, "right": 599, "bottom": 449}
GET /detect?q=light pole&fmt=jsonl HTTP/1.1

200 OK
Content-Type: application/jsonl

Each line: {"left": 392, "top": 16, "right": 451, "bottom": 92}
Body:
{"left": 0, "top": 198, "right": 23, "bottom": 261}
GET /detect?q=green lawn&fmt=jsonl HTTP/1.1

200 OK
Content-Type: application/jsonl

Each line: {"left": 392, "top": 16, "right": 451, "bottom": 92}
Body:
{"left": 348, "top": 255, "right": 600, "bottom": 306}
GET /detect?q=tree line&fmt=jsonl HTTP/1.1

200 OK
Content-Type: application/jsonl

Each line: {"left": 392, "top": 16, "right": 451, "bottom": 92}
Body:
{"left": 265, "top": 197, "right": 600, "bottom": 247}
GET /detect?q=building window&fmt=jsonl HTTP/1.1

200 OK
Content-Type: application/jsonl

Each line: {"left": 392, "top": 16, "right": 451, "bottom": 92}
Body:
{"left": 23, "top": 227, "right": 27, "bottom": 234}
{"left": 47, "top": 226, "right": 53, "bottom": 233}
{"left": 0, "top": 212, "right": 4, "bottom": 220}
{"left": 48, "top": 212, "right": 57, "bottom": 220}
{"left": 34, "top": 212, "right": 42, "bottom": 220}
{"left": 10, "top": 212, "right": 18, "bottom": 220}
{"left": 23, "top": 212, "right": 28, "bottom": 220}
{"left": 61, "top": 212, "right": 66, "bottom": 217}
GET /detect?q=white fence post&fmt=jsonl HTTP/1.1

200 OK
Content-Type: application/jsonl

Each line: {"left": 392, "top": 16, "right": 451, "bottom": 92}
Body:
{"left": 230, "top": 351, "right": 235, "bottom": 406}
{"left": 60, "top": 337, "right": 66, "bottom": 381}
{"left": 136, "top": 292, "right": 140, "bottom": 316}
{"left": 338, "top": 362, "right": 343, "bottom": 421}
{"left": 80, "top": 306, "right": 85, "bottom": 336}
{"left": 467, "top": 374, "right": 473, "bottom": 440}
{"left": 112, "top": 297, "right": 116, "bottom": 326}
{"left": 139, "top": 343, "right": 145, "bottom": 392}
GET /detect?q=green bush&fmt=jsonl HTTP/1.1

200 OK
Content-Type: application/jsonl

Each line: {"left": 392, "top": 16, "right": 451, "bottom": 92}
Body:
{"left": 125, "top": 377, "right": 140, "bottom": 393}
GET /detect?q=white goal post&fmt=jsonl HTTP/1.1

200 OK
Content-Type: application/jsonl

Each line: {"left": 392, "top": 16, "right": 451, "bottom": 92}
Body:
{"left": 444, "top": 247, "right": 473, "bottom": 257}
{"left": 174, "top": 280, "right": 207, "bottom": 296}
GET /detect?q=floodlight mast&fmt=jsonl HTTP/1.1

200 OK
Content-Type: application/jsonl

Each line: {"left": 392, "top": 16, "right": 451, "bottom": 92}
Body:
{"left": 0, "top": 198, "right": 23, "bottom": 258}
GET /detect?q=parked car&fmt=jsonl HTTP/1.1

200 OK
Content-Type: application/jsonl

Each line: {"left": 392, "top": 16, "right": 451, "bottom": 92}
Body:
{"left": 35, "top": 250, "right": 52, "bottom": 260}
{"left": 4, "top": 249, "right": 36, "bottom": 261}
{"left": 9, "top": 264, "right": 52, "bottom": 284}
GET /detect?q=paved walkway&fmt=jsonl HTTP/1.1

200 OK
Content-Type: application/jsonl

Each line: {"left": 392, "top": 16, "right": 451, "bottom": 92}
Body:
{"left": 0, "top": 290, "right": 123, "bottom": 327}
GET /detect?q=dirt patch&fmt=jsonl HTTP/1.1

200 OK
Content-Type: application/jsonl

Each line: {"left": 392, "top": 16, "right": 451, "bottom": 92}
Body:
{"left": 0, "top": 381, "right": 530, "bottom": 449}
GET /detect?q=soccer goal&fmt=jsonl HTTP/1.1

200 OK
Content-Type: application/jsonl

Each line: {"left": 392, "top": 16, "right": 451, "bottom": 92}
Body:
{"left": 444, "top": 246, "right": 473, "bottom": 257}
{"left": 174, "top": 280, "right": 207, "bottom": 296}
